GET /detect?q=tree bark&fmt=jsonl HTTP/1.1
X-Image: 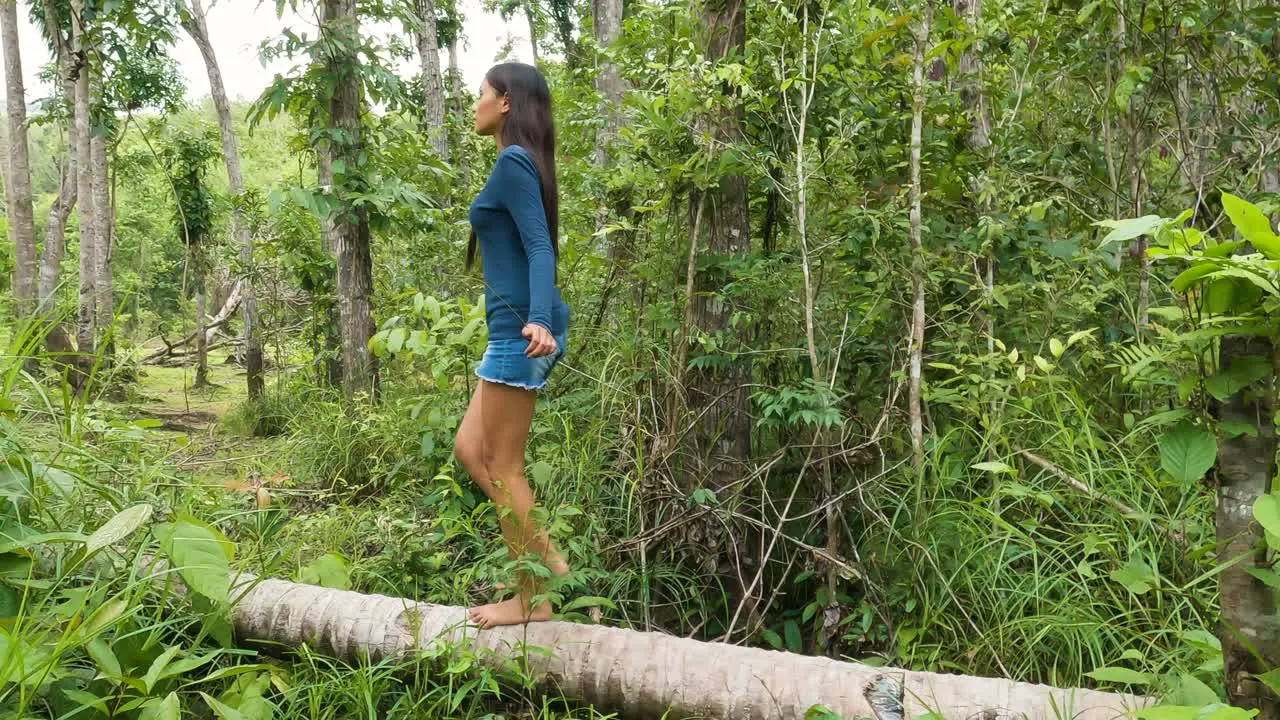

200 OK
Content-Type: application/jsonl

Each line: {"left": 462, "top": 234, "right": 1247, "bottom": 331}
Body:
{"left": 222, "top": 575, "right": 1148, "bottom": 720}
{"left": 2, "top": 0, "right": 37, "bottom": 320}
{"left": 685, "top": 0, "right": 750, "bottom": 491}
{"left": 36, "top": 5, "right": 77, "bottom": 361}
{"left": 324, "top": 0, "right": 376, "bottom": 400}
{"left": 72, "top": 0, "right": 96, "bottom": 358}
{"left": 525, "top": 2, "right": 540, "bottom": 63}
{"left": 1214, "top": 335, "right": 1280, "bottom": 717}
{"left": 415, "top": 0, "right": 447, "bottom": 157}
{"left": 590, "top": 0, "right": 632, "bottom": 324}
{"left": 908, "top": 3, "right": 930, "bottom": 471}
{"left": 952, "top": 0, "right": 988, "bottom": 152}
{"left": 194, "top": 266, "right": 209, "bottom": 386}
{"left": 91, "top": 94, "right": 112, "bottom": 354}
{"left": 180, "top": 0, "right": 264, "bottom": 399}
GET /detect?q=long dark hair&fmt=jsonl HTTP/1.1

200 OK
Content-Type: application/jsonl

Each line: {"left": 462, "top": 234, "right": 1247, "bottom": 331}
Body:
{"left": 466, "top": 62, "right": 560, "bottom": 272}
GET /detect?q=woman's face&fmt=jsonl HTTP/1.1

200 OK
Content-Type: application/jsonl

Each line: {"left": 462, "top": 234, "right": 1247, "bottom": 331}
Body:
{"left": 473, "top": 79, "right": 508, "bottom": 137}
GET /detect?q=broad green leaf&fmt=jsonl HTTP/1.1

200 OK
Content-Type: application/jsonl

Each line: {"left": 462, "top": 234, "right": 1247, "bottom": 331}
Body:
{"left": 297, "top": 553, "right": 351, "bottom": 590}
{"left": 1111, "top": 560, "right": 1157, "bottom": 595}
{"left": 201, "top": 692, "right": 249, "bottom": 720}
{"left": 139, "top": 693, "right": 181, "bottom": 720}
{"left": 1218, "top": 419, "right": 1259, "bottom": 439}
{"left": 157, "top": 519, "right": 232, "bottom": 602}
{"left": 1205, "top": 356, "right": 1272, "bottom": 401}
{"left": 1169, "top": 673, "right": 1220, "bottom": 706}
{"left": 1172, "top": 262, "right": 1217, "bottom": 292}
{"left": 86, "top": 639, "right": 123, "bottom": 680}
{"left": 1252, "top": 495, "right": 1280, "bottom": 538}
{"left": 1257, "top": 668, "right": 1280, "bottom": 696}
{"left": 1085, "top": 666, "right": 1155, "bottom": 685}
{"left": 87, "top": 504, "right": 154, "bottom": 556}
{"left": 529, "top": 461, "right": 553, "bottom": 487}
{"left": 1096, "top": 215, "right": 1165, "bottom": 244}
{"left": 1244, "top": 566, "right": 1280, "bottom": 589}
{"left": 1221, "top": 192, "right": 1280, "bottom": 259}
{"left": 1159, "top": 425, "right": 1217, "bottom": 483}
{"left": 387, "top": 328, "right": 407, "bottom": 353}
{"left": 1197, "top": 703, "right": 1259, "bottom": 720}
{"left": 971, "top": 461, "right": 1014, "bottom": 474}
{"left": 1049, "top": 338, "right": 1065, "bottom": 358}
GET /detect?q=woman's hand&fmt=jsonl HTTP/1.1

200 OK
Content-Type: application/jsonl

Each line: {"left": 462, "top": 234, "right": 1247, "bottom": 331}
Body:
{"left": 523, "top": 323, "right": 558, "bottom": 358}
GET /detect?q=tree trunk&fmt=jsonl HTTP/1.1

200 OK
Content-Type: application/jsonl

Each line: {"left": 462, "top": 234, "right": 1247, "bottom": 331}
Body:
{"left": 1215, "top": 335, "right": 1280, "bottom": 717}
{"left": 415, "top": 0, "right": 447, "bottom": 157}
{"left": 91, "top": 99, "right": 112, "bottom": 356}
{"left": 525, "top": 2, "right": 540, "bottom": 63}
{"left": 180, "top": 0, "right": 264, "bottom": 399}
{"left": 72, "top": 0, "right": 96, "bottom": 359}
{"left": 314, "top": 145, "right": 343, "bottom": 388}
{"left": 324, "top": 0, "right": 376, "bottom": 400}
{"left": 685, "top": 0, "right": 750, "bottom": 491}
{"left": 908, "top": 4, "right": 930, "bottom": 471}
{"left": 591, "top": 0, "right": 632, "bottom": 324}
{"left": 223, "top": 575, "right": 1147, "bottom": 720}
{"left": 36, "top": 8, "right": 77, "bottom": 360}
{"left": 952, "top": 0, "right": 988, "bottom": 152}
{"left": 194, "top": 261, "right": 209, "bottom": 386}
{"left": 2, "top": 0, "right": 37, "bottom": 320}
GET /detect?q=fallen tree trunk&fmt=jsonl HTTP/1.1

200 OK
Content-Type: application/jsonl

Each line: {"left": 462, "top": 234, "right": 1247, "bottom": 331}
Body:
{"left": 226, "top": 576, "right": 1148, "bottom": 720}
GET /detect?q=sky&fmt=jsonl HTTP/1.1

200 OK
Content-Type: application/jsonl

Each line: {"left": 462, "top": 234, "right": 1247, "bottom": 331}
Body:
{"left": 0, "top": 0, "right": 535, "bottom": 107}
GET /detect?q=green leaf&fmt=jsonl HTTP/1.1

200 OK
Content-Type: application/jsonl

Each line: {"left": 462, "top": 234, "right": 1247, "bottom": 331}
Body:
{"left": 1205, "top": 356, "right": 1272, "bottom": 401}
{"left": 529, "top": 461, "right": 553, "bottom": 487}
{"left": 1252, "top": 495, "right": 1280, "bottom": 538}
{"left": 1169, "top": 673, "right": 1220, "bottom": 706}
{"left": 1134, "top": 707, "right": 1199, "bottom": 720}
{"left": 784, "top": 619, "right": 803, "bottom": 653}
{"left": 1221, "top": 192, "right": 1280, "bottom": 259}
{"left": 143, "top": 646, "right": 181, "bottom": 692}
{"left": 157, "top": 519, "right": 232, "bottom": 602}
{"left": 139, "top": 693, "right": 181, "bottom": 720}
{"left": 87, "top": 504, "right": 153, "bottom": 556}
{"left": 201, "top": 692, "right": 249, "bottom": 720}
{"left": 1110, "top": 560, "right": 1158, "bottom": 595}
{"left": 1172, "top": 262, "right": 1218, "bottom": 292}
{"left": 1085, "top": 666, "right": 1155, "bottom": 685}
{"left": 1244, "top": 566, "right": 1280, "bottom": 589}
{"left": 1049, "top": 338, "right": 1065, "bottom": 358}
{"left": 387, "top": 328, "right": 407, "bottom": 353}
{"left": 1218, "top": 419, "right": 1259, "bottom": 439}
{"left": 1159, "top": 425, "right": 1217, "bottom": 483}
{"left": 971, "top": 461, "right": 1014, "bottom": 474}
{"left": 559, "top": 595, "right": 617, "bottom": 613}
{"left": 1096, "top": 215, "right": 1165, "bottom": 245}
{"left": 86, "top": 638, "right": 123, "bottom": 680}
{"left": 1257, "top": 668, "right": 1280, "bottom": 695}
{"left": 297, "top": 553, "right": 351, "bottom": 590}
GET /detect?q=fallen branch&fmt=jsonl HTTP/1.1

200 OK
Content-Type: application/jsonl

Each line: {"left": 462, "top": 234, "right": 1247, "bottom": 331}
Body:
{"left": 1016, "top": 450, "right": 1185, "bottom": 543}
{"left": 142, "top": 279, "right": 243, "bottom": 363}
{"left": 224, "top": 575, "right": 1149, "bottom": 720}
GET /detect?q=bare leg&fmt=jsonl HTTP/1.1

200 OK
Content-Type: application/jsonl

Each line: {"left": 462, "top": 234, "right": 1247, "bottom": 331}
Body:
{"left": 459, "top": 381, "right": 568, "bottom": 628}
{"left": 454, "top": 383, "right": 569, "bottom": 586}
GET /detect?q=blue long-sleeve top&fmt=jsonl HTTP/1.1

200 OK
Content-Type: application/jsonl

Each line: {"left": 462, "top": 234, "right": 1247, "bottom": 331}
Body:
{"left": 468, "top": 144, "right": 569, "bottom": 340}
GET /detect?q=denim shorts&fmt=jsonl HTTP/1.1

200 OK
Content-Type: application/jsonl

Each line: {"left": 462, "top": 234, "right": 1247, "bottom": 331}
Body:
{"left": 475, "top": 329, "right": 568, "bottom": 391}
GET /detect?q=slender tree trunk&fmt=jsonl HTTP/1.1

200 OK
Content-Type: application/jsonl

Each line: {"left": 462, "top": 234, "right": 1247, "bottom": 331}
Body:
{"left": 525, "top": 2, "right": 540, "bottom": 63}
{"left": 591, "top": 0, "right": 632, "bottom": 324}
{"left": 1215, "top": 335, "right": 1280, "bottom": 717}
{"left": 194, "top": 255, "right": 209, "bottom": 386}
{"left": 908, "top": 3, "right": 931, "bottom": 471}
{"left": 72, "top": 0, "right": 96, "bottom": 359}
{"left": 91, "top": 100, "right": 112, "bottom": 356}
{"left": 315, "top": 145, "right": 343, "bottom": 388}
{"left": 447, "top": 35, "right": 468, "bottom": 185}
{"left": 686, "top": 0, "right": 750, "bottom": 491}
{"left": 37, "top": 11, "right": 77, "bottom": 359}
{"left": 223, "top": 575, "right": 1144, "bottom": 720}
{"left": 415, "top": 0, "right": 447, "bottom": 157}
{"left": 2, "top": 0, "right": 37, "bottom": 320}
{"left": 180, "top": 0, "right": 264, "bottom": 399}
{"left": 324, "top": 0, "right": 376, "bottom": 399}
{"left": 953, "top": 0, "right": 988, "bottom": 152}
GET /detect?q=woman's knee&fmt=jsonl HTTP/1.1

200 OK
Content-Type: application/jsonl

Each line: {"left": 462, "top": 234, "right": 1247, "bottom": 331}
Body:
{"left": 453, "top": 433, "right": 484, "bottom": 476}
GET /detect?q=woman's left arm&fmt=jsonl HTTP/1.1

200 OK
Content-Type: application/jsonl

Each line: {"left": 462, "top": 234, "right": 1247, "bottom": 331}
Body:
{"left": 497, "top": 149, "right": 556, "bottom": 335}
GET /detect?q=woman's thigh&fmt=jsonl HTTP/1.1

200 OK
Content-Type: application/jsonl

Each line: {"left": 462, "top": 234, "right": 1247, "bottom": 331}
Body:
{"left": 479, "top": 379, "right": 537, "bottom": 478}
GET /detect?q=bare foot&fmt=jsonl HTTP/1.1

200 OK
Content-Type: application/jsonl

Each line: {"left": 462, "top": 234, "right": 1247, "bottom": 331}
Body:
{"left": 468, "top": 596, "right": 553, "bottom": 629}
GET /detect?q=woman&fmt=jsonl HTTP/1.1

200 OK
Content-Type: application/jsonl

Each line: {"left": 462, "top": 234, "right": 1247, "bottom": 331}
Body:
{"left": 453, "top": 62, "right": 571, "bottom": 629}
